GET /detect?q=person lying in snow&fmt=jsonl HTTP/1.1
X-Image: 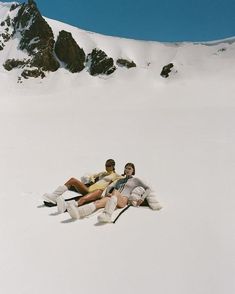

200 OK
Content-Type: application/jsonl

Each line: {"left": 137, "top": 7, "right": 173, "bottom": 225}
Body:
{"left": 42, "top": 159, "right": 121, "bottom": 210}
{"left": 65, "top": 162, "right": 162, "bottom": 223}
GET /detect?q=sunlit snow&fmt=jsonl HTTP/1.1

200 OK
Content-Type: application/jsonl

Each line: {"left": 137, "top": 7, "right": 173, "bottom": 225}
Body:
{"left": 0, "top": 3, "right": 234, "bottom": 294}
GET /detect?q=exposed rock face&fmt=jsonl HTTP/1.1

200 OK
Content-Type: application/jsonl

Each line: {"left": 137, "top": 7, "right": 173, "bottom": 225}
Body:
{"left": 55, "top": 30, "right": 85, "bottom": 73}
{"left": 10, "top": 3, "right": 20, "bottom": 12}
{"left": 13, "top": 0, "right": 59, "bottom": 72}
{"left": 0, "top": 12, "right": 16, "bottom": 51}
{"left": 160, "top": 63, "right": 174, "bottom": 78}
{"left": 3, "top": 0, "right": 59, "bottom": 78}
{"left": 87, "top": 48, "right": 116, "bottom": 76}
{"left": 1, "top": 1, "right": 138, "bottom": 80}
{"left": 3, "top": 58, "right": 30, "bottom": 71}
{"left": 21, "top": 68, "right": 45, "bottom": 79}
{"left": 116, "top": 58, "right": 136, "bottom": 68}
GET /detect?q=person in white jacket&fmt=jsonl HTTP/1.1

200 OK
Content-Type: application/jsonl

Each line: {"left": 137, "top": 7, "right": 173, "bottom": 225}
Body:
{"left": 66, "top": 162, "right": 153, "bottom": 222}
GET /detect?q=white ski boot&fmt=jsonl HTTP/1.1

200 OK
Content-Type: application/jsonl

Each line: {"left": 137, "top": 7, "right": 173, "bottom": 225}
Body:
{"left": 57, "top": 196, "right": 77, "bottom": 214}
{"left": 42, "top": 185, "right": 68, "bottom": 204}
{"left": 67, "top": 202, "right": 96, "bottom": 219}
{"left": 97, "top": 196, "right": 117, "bottom": 223}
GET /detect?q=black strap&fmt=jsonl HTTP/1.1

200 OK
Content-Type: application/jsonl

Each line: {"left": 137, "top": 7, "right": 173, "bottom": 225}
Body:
{"left": 112, "top": 204, "right": 131, "bottom": 224}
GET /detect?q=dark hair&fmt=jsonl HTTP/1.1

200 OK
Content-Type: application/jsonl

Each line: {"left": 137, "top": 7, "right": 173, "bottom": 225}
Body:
{"left": 105, "top": 159, "right": 115, "bottom": 171}
{"left": 124, "top": 162, "right": 135, "bottom": 175}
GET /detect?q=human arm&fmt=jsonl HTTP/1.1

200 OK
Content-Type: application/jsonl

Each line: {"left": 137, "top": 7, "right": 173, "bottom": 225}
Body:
{"left": 101, "top": 175, "right": 124, "bottom": 197}
{"left": 87, "top": 171, "right": 106, "bottom": 184}
{"left": 103, "top": 180, "right": 117, "bottom": 197}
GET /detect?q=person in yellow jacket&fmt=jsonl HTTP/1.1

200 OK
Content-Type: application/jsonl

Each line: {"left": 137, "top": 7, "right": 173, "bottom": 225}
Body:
{"left": 42, "top": 159, "right": 120, "bottom": 212}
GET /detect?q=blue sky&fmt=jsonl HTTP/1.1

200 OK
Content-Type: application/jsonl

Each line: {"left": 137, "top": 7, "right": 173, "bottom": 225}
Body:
{"left": 4, "top": 0, "right": 235, "bottom": 42}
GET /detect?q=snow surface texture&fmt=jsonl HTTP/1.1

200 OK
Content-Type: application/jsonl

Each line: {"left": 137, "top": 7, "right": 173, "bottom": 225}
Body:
{"left": 0, "top": 3, "right": 235, "bottom": 294}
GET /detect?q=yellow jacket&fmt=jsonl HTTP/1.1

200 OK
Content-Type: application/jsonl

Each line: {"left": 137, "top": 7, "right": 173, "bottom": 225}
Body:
{"left": 88, "top": 171, "right": 121, "bottom": 192}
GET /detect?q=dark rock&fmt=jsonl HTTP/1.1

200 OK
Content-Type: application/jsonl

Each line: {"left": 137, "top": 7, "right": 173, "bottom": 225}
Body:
{"left": 218, "top": 48, "right": 226, "bottom": 52}
{"left": 14, "top": 1, "right": 54, "bottom": 54}
{"left": 13, "top": 0, "right": 59, "bottom": 72}
{"left": 1, "top": 1, "right": 59, "bottom": 78}
{"left": 87, "top": 48, "right": 116, "bottom": 76}
{"left": 3, "top": 58, "right": 30, "bottom": 71}
{"left": 5, "top": 16, "right": 11, "bottom": 27}
{"left": 28, "top": 0, "right": 36, "bottom": 5}
{"left": 10, "top": 3, "right": 20, "bottom": 11}
{"left": 0, "top": 14, "right": 15, "bottom": 51}
{"left": 116, "top": 58, "right": 136, "bottom": 68}
{"left": 2, "top": 32, "right": 11, "bottom": 42}
{"left": 55, "top": 30, "right": 85, "bottom": 73}
{"left": 160, "top": 63, "right": 174, "bottom": 78}
{"left": 17, "top": 76, "right": 22, "bottom": 84}
{"left": 14, "top": 1, "right": 53, "bottom": 53}
{"left": 31, "top": 44, "right": 60, "bottom": 72}
{"left": 21, "top": 68, "right": 46, "bottom": 79}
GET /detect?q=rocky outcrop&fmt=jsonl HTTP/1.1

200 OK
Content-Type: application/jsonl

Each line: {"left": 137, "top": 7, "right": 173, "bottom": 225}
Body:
{"left": 0, "top": 1, "right": 140, "bottom": 80}
{"left": 116, "top": 58, "right": 136, "bottom": 68}
{"left": 87, "top": 48, "right": 116, "bottom": 76}
{"left": 3, "top": 58, "right": 30, "bottom": 71}
{"left": 160, "top": 63, "right": 174, "bottom": 78}
{"left": 55, "top": 30, "right": 85, "bottom": 73}
{"left": 3, "top": 0, "right": 59, "bottom": 77}
{"left": 21, "top": 68, "right": 45, "bottom": 79}
{"left": 10, "top": 3, "right": 20, "bottom": 11}
{"left": 0, "top": 13, "right": 16, "bottom": 51}
{"left": 13, "top": 0, "right": 59, "bottom": 72}
{"left": 3, "top": 58, "right": 46, "bottom": 78}
{"left": 1, "top": 1, "right": 118, "bottom": 79}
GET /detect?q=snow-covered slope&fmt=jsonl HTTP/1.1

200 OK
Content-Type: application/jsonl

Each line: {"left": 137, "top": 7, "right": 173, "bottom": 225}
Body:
{"left": 1, "top": 1, "right": 235, "bottom": 84}
{"left": 47, "top": 17, "right": 235, "bottom": 70}
{"left": 0, "top": 2, "right": 234, "bottom": 294}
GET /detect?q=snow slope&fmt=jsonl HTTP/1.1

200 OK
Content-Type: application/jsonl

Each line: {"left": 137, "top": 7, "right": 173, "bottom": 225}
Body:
{"left": 0, "top": 3, "right": 234, "bottom": 294}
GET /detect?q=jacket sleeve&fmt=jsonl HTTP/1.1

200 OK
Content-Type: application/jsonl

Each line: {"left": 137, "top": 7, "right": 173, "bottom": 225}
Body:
{"left": 135, "top": 178, "right": 152, "bottom": 200}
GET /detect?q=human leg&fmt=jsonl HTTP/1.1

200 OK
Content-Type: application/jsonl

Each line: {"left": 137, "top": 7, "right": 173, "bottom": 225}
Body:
{"left": 43, "top": 177, "right": 89, "bottom": 205}
{"left": 97, "top": 195, "right": 118, "bottom": 223}
{"left": 64, "top": 177, "right": 89, "bottom": 195}
{"left": 112, "top": 190, "right": 128, "bottom": 208}
{"left": 67, "top": 197, "right": 109, "bottom": 219}
{"left": 57, "top": 189, "right": 103, "bottom": 214}
{"left": 76, "top": 189, "right": 103, "bottom": 206}
{"left": 67, "top": 202, "right": 96, "bottom": 219}
{"left": 97, "top": 190, "right": 128, "bottom": 223}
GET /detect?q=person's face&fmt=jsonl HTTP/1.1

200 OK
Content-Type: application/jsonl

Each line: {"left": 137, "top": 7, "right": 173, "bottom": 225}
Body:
{"left": 105, "top": 163, "right": 114, "bottom": 172}
{"left": 124, "top": 165, "right": 134, "bottom": 176}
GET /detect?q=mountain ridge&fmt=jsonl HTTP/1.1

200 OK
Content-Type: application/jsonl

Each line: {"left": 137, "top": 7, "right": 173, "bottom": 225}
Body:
{"left": 0, "top": 0, "right": 235, "bottom": 82}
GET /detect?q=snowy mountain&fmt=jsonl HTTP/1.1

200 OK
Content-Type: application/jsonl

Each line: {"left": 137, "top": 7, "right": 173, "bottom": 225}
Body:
{"left": 0, "top": 1, "right": 234, "bottom": 294}
{"left": 1, "top": 0, "right": 235, "bottom": 83}
{"left": 0, "top": 0, "right": 134, "bottom": 80}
